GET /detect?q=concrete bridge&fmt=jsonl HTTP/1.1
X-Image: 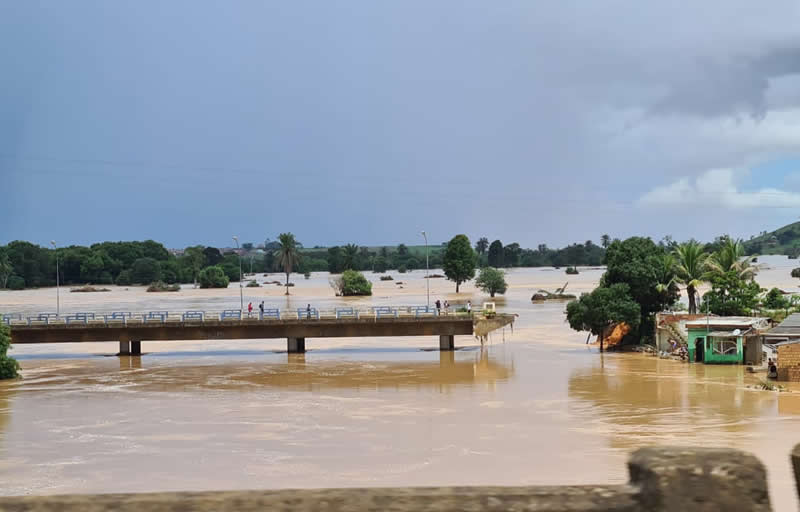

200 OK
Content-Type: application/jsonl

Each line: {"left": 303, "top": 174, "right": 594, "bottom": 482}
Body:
{"left": 6, "top": 308, "right": 514, "bottom": 355}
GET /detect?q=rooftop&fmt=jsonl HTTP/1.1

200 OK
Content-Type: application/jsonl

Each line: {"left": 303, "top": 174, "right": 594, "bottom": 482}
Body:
{"left": 685, "top": 317, "right": 769, "bottom": 329}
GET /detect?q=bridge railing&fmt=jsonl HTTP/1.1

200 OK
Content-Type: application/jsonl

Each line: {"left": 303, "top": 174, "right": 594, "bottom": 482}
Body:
{"left": 4, "top": 305, "right": 478, "bottom": 326}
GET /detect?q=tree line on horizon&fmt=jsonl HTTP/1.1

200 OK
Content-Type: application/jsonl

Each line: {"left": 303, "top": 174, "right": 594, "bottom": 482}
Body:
{"left": 0, "top": 234, "right": 618, "bottom": 291}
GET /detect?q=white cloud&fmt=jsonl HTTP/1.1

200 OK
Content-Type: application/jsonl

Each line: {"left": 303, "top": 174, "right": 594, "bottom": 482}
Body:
{"left": 638, "top": 168, "right": 800, "bottom": 209}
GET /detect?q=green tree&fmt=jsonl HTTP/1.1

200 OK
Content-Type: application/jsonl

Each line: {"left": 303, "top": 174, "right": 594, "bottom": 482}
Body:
{"left": 342, "top": 244, "right": 359, "bottom": 270}
{"left": 602, "top": 237, "right": 679, "bottom": 340}
{"left": 327, "top": 246, "right": 344, "bottom": 273}
{"left": 339, "top": 270, "right": 372, "bottom": 296}
{"left": 115, "top": 269, "right": 133, "bottom": 286}
{"left": 443, "top": 235, "right": 476, "bottom": 292}
{"left": 673, "top": 241, "right": 709, "bottom": 314}
{"left": 487, "top": 240, "right": 504, "bottom": 267}
{"left": 706, "top": 237, "right": 757, "bottom": 281}
{"left": 198, "top": 265, "right": 230, "bottom": 288}
{"left": 131, "top": 257, "right": 161, "bottom": 284}
{"left": 397, "top": 244, "right": 409, "bottom": 257}
{"left": 274, "top": 233, "right": 300, "bottom": 295}
{"left": 0, "top": 252, "right": 12, "bottom": 289}
{"left": 701, "top": 270, "right": 761, "bottom": 316}
{"left": 475, "top": 237, "right": 489, "bottom": 255}
{"left": 203, "top": 247, "right": 223, "bottom": 266}
{"left": 0, "top": 321, "right": 20, "bottom": 379}
{"left": 566, "top": 283, "right": 641, "bottom": 352}
{"left": 475, "top": 267, "right": 507, "bottom": 297}
{"left": 763, "top": 287, "right": 790, "bottom": 310}
{"left": 373, "top": 256, "right": 388, "bottom": 273}
{"left": 601, "top": 234, "right": 610, "bottom": 249}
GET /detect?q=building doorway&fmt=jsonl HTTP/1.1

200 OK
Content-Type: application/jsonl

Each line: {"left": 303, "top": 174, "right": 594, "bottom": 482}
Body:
{"left": 695, "top": 338, "right": 705, "bottom": 362}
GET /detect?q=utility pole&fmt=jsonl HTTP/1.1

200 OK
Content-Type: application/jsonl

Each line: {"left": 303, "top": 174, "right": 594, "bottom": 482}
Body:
{"left": 233, "top": 236, "right": 243, "bottom": 311}
{"left": 421, "top": 231, "right": 429, "bottom": 308}
{"left": 50, "top": 241, "right": 60, "bottom": 317}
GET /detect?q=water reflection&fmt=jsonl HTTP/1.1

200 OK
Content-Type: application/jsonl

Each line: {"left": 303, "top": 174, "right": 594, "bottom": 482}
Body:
{"left": 567, "top": 354, "right": 783, "bottom": 449}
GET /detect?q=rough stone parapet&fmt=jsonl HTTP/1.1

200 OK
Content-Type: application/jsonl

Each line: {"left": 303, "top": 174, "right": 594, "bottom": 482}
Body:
{"left": 0, "top": 445, "right": 790, "bottom": 511}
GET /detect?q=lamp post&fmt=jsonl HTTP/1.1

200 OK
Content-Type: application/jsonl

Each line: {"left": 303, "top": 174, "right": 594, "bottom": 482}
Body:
{"left": 421, "top": 231, "right": 429, "bottom": 308}
{"left": 50, "top": 241, "right": 60, "bottom": 317}
{"left": 233, "top": 236, "right": 243, "bottom": 312}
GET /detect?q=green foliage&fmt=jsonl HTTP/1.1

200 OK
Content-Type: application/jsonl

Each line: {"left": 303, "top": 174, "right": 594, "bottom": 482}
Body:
{"left": 146, "top": 281, "right": 180, "bottom": 292}
{"left": 443, "top": 235, "right": 476, "bottom": 292}
{"left": 475, "top": 237, "right": 489, "bottom": 255}
{"left": 763, "top": 288, "right": 790, "bottom": 310}
{"left": 488, "top": 240, "right": 504, "bottom": 267}
{"left": 131, "top": 257, "right": 161, "bottom": 284}
{"left": 673, "top": 241, "right": 710, "bottom": 314}
{"left": 792, "top": 268, "right": 800, "bottom": 278}
{"left": 7, "top": 276, "right": 24, "bottom": 290}
{"left": 331, "top": 270, "right": 372, "bottom": 296}
{"left": 373, "top": 256, "right": 388, "bottom": 273}
{"left": 0, "top": 321, "right": 20, "bottom": 379}
{"left": 565, "top": 266, "right": 579, "bottom": 275}
{"left": 398, "top": 264, "right": 407, "bottom": 273}
{"left": 566, "top": 283, "right": 641, "bottom": 338}
{"left": 198, "top": 266, "right": 230, "bottom": 288}
{"left": 475, "top": 267, "right": 507, "bottom": 297}
{"left": 115, "top": 270, "right": 132, "bottom": 286}
{"left": 275, "top": 233, "right": 300, "bottom": 294}
{"left": 602, "top": 237, "right": 679, "bottom": 338}
{"left": 0, "top": 252, "right": 12, "bottom": 289}
{"left": 701, "top": 270, "right": 762, "bottom": 316}
{"left": 246, "top": 280, "right": 261, "bottom": 288}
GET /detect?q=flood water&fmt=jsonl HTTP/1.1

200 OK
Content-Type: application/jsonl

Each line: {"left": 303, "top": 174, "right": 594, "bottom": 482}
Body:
{"left": 1, "top": 260, "right": 799, "bottom": 510}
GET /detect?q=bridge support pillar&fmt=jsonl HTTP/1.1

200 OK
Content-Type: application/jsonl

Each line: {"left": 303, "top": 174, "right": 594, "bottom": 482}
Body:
{"left": 439, "top": 335, "right": 454, "bottom": 351}
{"left": 287, "top": 337, "right": 306, "bottom": 353}
{"left": 131, "top": 341, "right": 141, "bottom": 355}
{"left": 118, "top": 341, "right": 130, "bottom": 356}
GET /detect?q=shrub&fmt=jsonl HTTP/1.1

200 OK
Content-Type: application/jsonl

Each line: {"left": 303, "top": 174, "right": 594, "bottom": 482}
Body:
{"left": 7, "top": 276, "right": 25, "bottom": 290}
{"left": 763, "top": 287, "right": 790, "bottom": 309}
{"left": 0, "top": 321, "right": 19, "bottom": 379}
{"left": 199, "top": 266, "right": 230, "bottom": 288}
{"left": 792, "top": 268, "right": 800, "bottom": 278}
{"left": 147, "top": 281, "right": 180, "bottom": 292}
{"left": 97, "top": 271, "right": 114, "bottom": 285}
{"left": 380, "top": 275, "right": 394, "bottom": 281}
{"left": 475, "top": 267, "right": 508, "bottom": 297}
{"left": 330, "top": 270, "right": 372, "bottom": 296}
{"left": 398, "top": 265, "right": 407, "bottom": 273}
{"left": 246, "top": 280, "right": 260, "bottom": 288}
{"left": 115, "top": 269, "right": 133, "bottom": 286}
{"left": 566, "top": 266, "right": 579, "bottom": 275}
{"left": 304, "top": 272, "right": 311, "bottom": 279}
{"left": 131, "top": 257, "right": 161, "bottom": 284}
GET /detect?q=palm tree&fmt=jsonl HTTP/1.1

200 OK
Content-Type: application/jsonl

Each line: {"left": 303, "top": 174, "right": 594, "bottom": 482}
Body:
{"left": 673, "top": 241, "right": 709, "bottom": 314}
{"left": 654, "top": 252, "right": 677, "bottom": 295}
{"left": 601, "top": 234, "right": 610, "bottom": 249}
{"left": 705, "top": 237, "right": 757, "bottom": 281}
{"left": 274, "top": 233, "right": 300, "bottom": 295}
{"left": 342, "top": 244, "right": 359, "bottom": 270}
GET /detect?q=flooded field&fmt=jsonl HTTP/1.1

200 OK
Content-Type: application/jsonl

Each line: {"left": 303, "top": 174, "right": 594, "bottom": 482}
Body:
{"left": 1, "top": 259, "right": 800, "bottom": 510}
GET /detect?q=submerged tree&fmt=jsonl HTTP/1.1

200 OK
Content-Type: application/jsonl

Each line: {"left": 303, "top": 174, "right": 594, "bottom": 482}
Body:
{"left": 443, "top": 234, "right": 476, "bottom": 292}
{"left": 274, "top": 233, "right": 300, "bottom": 295}
{"left": 475, "top": 267, "right": 507, "bottom": 297}
{"left": 0, "top": 321, "right": 19, "bottom": 379}
{"left": 487, "top": 240, "right": 504, "bottom": 267}
{"left": 566, "top": 284, "right": 641, "bottom": 352}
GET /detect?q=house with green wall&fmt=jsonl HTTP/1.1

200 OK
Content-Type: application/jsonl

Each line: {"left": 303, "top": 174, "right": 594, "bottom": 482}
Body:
{"left": 686, "top": 317, "right": 770, "bottom": 365}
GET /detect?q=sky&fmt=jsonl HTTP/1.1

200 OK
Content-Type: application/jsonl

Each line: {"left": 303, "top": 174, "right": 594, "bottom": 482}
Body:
{"left": 2, "top": 1, "right": 800, "bottom": 249}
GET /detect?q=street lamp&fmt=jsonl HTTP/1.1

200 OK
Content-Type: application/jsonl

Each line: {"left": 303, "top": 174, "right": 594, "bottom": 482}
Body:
{"left": 50, "top": 241, "right": 60, "bottom": 317}
{"left": 233, "top": 236, "right": 243, "bottom": 311}
{"left": 421, "top": 231, "right": 430, "bottom": 307}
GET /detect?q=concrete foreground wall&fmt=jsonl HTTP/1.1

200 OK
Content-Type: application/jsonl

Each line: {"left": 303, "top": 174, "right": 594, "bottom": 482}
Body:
{"left": 0, "top": 445, "right": 795, "bottom": 512}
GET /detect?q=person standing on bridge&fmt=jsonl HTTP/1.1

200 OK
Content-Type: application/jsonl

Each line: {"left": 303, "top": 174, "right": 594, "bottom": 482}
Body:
{"left": 467, "top": 301, "right": 472, "bottom": 315}
{"left": 306, "top": 303, "right": 312, "bottom": 319}
{"left": 259, "top": 301, "right": 264, "bottom": 316}
{"left": 248, "top": 302, "right": 253, "bottom": 317}
{"left": 435, "top": 299, "right": 441, "bottom": 315}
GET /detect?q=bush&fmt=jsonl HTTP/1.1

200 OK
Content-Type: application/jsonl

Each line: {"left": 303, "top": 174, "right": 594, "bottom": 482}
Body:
{"left": 7, "top": 276, "right": 25, "bottom": 290}
{"left": 0, "top": 322, "right": 19, "bottom": 379}
{"left": 146, "top": 281, "right": 180, "bottom": 292}
{"left": 131, "top": 257, "right": 161, "bottom": 284}
{"left": 792, "top": 268, "right": 800, "bottom": 278}
{"left": 566, "top": 266, "right": 579, "bottom": 275}
{"left": 304, "top": 272, "right": 311, "bottom": 279}
{"left": 97, "top": 271, "right": 114, "bottom": 285}
{"left": 380, "top": 275, "right": 394, "bottom": 281}
{"left": 330, "top": 270, "right": 372, "bottom": 296}
{"left": 246, "top": 280, "right": 260, "bottom": 288}
{"left": 398, "top": 265, "right": 407, "bottom": 273}
{"left": 763, "top": 287, "right": 790, "bottom": 309}
{"left": 115, "top": 269, "right": 132, "bottom": 286}
{"left": 199, "top": 266, "right": 230, "bottom": 288}
{"left": 475, "top": 267, "right": 508, "bottom": 297}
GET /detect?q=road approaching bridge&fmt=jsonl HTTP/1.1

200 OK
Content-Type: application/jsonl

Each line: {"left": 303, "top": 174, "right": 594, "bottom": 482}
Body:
{"left": 6, "top": 307, "right": 514, "bottom": 355}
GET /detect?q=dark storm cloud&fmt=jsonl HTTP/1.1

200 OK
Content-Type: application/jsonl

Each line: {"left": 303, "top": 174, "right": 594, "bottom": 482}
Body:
{"left": 2, "top": 1, "right": 800, "bottom": 248}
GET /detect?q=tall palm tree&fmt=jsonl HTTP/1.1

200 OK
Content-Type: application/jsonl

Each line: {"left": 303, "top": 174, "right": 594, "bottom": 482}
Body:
{"left": 342, "top": 244, "right": 359, "bottom": 270}
{"left": 673, "top": 241, "right": 709, "bottom": 314}
{"left": 705, "top": 237, "right": 757, "bottom": 281}
{"left": 654, "top": 252, "right": 677, "bottom": 294}
{"left": 274, "top": 233, "right": 300, "bottom": 295}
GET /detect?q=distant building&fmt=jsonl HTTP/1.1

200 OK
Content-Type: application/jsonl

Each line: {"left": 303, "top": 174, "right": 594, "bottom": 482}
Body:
{"left": 761, "top": 313, "right": 800, "bottom": 381}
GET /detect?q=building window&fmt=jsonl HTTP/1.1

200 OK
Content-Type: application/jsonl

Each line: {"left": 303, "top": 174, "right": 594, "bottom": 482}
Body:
{"left": 711, "top": 337, "right": 737, "bottom": 356}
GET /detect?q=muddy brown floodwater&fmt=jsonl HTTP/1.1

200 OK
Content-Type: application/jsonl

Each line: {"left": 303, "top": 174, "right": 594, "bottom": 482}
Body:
{"left": 1, "top": 260, "right": 800, "bottom": 511}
